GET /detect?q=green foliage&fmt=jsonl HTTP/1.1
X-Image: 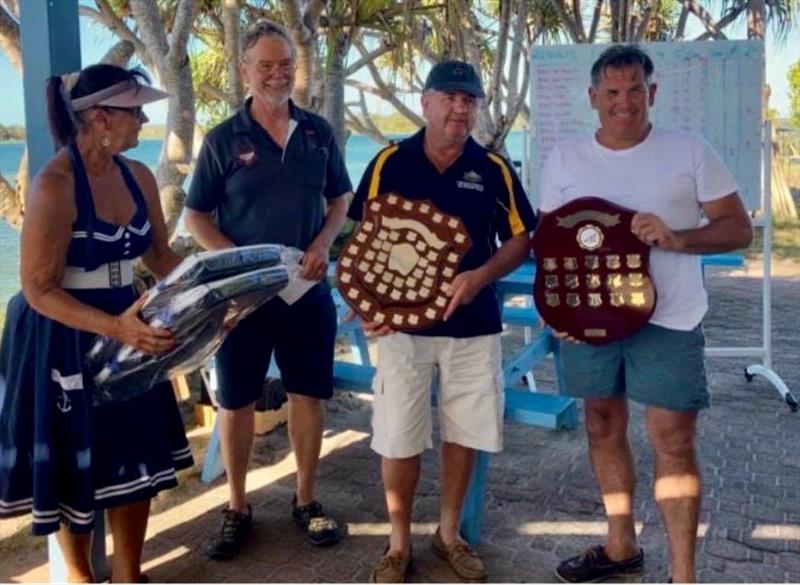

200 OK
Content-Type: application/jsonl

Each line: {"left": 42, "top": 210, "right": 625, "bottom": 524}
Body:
{"left": 644, "top": 0, "right": 681, "bottom": 41}
{"left": 790, "top": 60, "right": 800, "bottom": 129}
{"left": 190, "top": 44, "right": 233, "bottom": 129}
{"left": 139, "top": 125, "right": 166, "bottom": 139}
{"left": 0, "top": 124, "right": 25, "bottom": 142}
{"left": 368, "top": 112, "right": 417, "bottom": 134}
{"left": 749, "top": 218, "right": 800, "bottom": 262}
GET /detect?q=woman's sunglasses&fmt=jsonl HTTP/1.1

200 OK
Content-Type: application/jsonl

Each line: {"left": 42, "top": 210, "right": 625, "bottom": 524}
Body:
{"left": 103, "top": 105, "right": 144, "bottom": 118}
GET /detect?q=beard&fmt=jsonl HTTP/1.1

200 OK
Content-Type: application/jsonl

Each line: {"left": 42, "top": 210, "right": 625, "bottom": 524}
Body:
{"left": 253, "top": 84, "right": 292, "bottom": 108}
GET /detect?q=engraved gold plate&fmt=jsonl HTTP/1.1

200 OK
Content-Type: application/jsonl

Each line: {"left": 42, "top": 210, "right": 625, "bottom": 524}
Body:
{"left": 564, "top": 257, "right": 578, "bottom": 271}
{"left": 606, "top": 255, "right": 621, "bottom": 270}
{"left": 546, "top": 293, "right": 560, "bottom": 307}
{"left": 584, "top": 328, "right": 607, "bottom": 338}
{"left": 584, "top": 255, "right": 600, "bottom": 270}
{"left": 543, "top": 258, "right": 558, "bottom": 271}
{"left": 630, "top": 292, "right": 646, "bottom": 306}
{"left": 610, "top": 293, "right": 625, "bottom": 307}
{"left": 588, "top": 293, "right": 603, "bottom": 307}
{"left": 566, "top": 293, "right": 580, "bottom": 308}
{"left": 587, "top": 274, "right": 601, "bottom": 289}
{"left": 626, "top": 254, "right": 642, "bottom": 269}
{"left": 628, "top": 273, "right": 644, "bottom": 288}
{"left": 565, "top": 274, "right": 580, "bottom": 289}
{"left": 607, "top": 273, "right": 624, "bottom": 289}
{"left": 545, "top": 275, "right": 559, "bottom": 289}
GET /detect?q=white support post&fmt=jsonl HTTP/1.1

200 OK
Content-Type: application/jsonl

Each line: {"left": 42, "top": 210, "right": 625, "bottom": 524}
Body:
{"left": 743, "top": 121, "right": 797, "bottom": 410}
{"left": 705, "top": 121, "right": 797, "bottom": 412}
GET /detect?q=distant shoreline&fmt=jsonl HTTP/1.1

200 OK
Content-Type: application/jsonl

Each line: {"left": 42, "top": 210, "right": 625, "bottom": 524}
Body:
{"left": 0, "top": 129, "right": 399, "bottom": 144}
{"left": 0, "top": 113, "right": 442, "bottom": 143}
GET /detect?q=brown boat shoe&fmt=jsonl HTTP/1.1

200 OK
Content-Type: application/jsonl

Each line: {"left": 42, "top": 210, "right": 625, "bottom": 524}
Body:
{"left": 369, "top": 545, "right": 412, "bottom": 583}
{"left": 431, "top": 527, "right": 487, "bottom": 582}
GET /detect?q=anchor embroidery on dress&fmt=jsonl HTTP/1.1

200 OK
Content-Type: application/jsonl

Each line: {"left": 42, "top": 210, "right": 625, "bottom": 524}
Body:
{"left": 57, "top": 391, "right": 72, "bottom": 413}
{"left": 51, "top": 369, "right": 84, "bottom": 413}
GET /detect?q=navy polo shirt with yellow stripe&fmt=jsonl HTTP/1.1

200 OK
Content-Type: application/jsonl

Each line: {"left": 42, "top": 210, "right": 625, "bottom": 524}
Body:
{"left": 349, "top": 129, "right": 537, "bottom": 338}
{"left": 186, "top": 98, "right": 352, "bottom": 250}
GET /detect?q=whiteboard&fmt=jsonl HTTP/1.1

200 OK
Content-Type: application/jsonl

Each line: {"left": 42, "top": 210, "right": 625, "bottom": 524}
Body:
{"left": 527, "top": 41, "right": 764, "bottom": 210}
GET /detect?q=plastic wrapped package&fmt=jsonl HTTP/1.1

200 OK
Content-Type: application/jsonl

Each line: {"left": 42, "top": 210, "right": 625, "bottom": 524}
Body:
{"left": 140, "top": 244, "right": 285, "bottom": 310}
{"left": 86, "top": 247, "right": 299, "bottom": 404}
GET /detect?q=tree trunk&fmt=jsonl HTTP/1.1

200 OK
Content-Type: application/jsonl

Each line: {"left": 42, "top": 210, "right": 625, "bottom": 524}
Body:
{"left": 772, "top": 160, "right": 799, "bottom": 220}
{"left": 222, "top": 0, "right": 245, "bottom": 109}
{"left": 323, "top": 30, "right": 349, "bottom": 152}
{"left": 747, "top": 0, "right": 766, "bottom": 39}
{"left": 0, "top": 2, "right": 21, "bottom": 71}
{"left": 282, "top": 0, "right": 323, "bottom": 109}
{"left": 129, "top": 0, "right": 197, "bottom": 234}
{"left": 0, "top": 173, "right": 22, "bottom": 228}
{"left": 100, "top": 40, "right": 135, "bottom": 66}
{"left": 588, "top": 0, "right": 604, "bottom": 42}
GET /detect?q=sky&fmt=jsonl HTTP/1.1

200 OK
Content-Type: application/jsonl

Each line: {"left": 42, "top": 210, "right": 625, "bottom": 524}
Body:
{"left": 0, "top": 8, "right": 797, "bottom": 127}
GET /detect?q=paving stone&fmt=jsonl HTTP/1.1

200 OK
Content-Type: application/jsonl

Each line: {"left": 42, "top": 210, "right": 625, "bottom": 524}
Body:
{"left": 751, "top": 494, "right": 779, "bottom": 508}
{"left": 746, "top": 482, "right": 785, "bottom": 498}
{"left": 734, "top": 532, "right": 789, "bottom": 554}
{"left": 719, "top": 489, "right": 753, "bottom": 505}
{"left": 705, "top": 538, "right": 754, "bottom": 562}
{"left": 698, "top": 568, "right": 730, "bottom": 582}
{"left": 778, "top": 552, "right": 800, "bottom": 573}
{"left": 707, "top": 510, "right": 755, "bottom": 531}
{"left": 733, "top": 563, "right": 790, "bottom": 583}
{"left": 746, "top": 504, "right": 788, "bottom": 523}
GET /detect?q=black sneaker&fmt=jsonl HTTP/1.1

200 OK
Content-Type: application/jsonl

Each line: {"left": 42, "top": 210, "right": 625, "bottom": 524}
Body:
{"left": 555, "top": 545, "right": 644, "bottom": 583}
{"left": 205, "top": 505, "right": 253, "bottom": 560}
{"left": 292, "top": 495, "right": 344, "bottom": 546}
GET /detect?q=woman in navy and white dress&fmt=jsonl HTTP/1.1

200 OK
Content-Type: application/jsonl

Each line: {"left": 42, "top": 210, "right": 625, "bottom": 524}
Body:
{"left": 0, "top": 65, "right": 192, "bottom": 582}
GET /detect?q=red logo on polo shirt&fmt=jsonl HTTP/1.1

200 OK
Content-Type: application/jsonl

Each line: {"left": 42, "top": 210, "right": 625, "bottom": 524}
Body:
{"left": 235, "top": 139, "right": 258, "bottom": 167}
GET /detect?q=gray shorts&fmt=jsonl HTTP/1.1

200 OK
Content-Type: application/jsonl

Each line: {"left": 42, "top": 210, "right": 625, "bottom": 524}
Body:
{"left": 558, "top": 323, "right": 709, "bottom": 412}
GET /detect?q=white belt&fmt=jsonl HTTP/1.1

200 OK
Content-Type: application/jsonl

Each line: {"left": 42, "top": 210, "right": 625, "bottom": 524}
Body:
{"left": 62, "top": 261, "right": 134, "bottom": 289}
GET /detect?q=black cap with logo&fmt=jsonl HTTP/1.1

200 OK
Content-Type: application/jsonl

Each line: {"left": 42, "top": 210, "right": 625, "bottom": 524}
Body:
{"left": 423, "top": 60, "right": 485, "bottom": 99}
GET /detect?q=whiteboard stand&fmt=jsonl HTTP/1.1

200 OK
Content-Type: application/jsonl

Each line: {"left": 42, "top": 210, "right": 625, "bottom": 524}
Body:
{"left": 705, "top": 121, "right": 797, "bottom": 412}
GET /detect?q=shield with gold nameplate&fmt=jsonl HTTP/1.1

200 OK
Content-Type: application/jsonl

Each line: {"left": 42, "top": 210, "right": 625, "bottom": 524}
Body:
{"left": 532, "top": 196, "right": 656, "bottom": 345}
{"left": 336, "top": 192, "right": 472, "bottom": 332}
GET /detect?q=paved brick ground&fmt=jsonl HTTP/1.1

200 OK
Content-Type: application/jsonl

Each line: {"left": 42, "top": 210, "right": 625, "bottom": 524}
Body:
{"left": 1, "top": 263, "right": 798, "bottom": 583}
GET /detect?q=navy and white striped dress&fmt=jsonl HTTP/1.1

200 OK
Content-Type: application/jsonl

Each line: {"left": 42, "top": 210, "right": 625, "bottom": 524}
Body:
{"left": 0, "top": 143, "right": 193, "bottom": 535}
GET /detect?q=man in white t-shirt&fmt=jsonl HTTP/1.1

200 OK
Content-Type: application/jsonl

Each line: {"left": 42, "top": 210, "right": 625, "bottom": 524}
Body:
{"left": 538, "top": 45, "right": 753, "bottom": 584}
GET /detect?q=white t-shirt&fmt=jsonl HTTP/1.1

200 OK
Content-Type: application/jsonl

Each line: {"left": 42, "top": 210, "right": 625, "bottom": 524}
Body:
{"left": 537, "top": 127, "right": 739, "bottom": 331}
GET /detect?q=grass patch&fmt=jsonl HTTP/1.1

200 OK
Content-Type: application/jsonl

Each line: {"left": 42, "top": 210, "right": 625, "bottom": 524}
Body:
{"left": 748, "top": 218, "right": 800, "bottom": 261}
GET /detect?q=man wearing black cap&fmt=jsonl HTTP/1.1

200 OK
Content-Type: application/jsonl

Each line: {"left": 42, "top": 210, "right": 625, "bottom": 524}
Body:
{"left": 348, "top": 60, "right": 537, "bottom": 582}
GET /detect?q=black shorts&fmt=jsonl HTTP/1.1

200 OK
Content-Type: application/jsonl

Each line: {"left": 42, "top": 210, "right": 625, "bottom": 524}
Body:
{"left": 214, "top": 289, "right": 337, "bottom": 410}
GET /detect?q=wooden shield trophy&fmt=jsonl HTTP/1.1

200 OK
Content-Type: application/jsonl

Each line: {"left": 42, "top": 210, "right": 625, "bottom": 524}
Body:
{"left": 532, "top": 197, "right": 656, "bottom": 345}
{"left": 336, "top": 193, "right": 472, "bottom": 332}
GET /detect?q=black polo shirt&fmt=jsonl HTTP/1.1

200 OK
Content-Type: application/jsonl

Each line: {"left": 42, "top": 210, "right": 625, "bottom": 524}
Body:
{"left": 187, "top": 98, "right": 352, "bottom": 250}
{"left": 349, "top": 129, "right": 537, "bottom": 338}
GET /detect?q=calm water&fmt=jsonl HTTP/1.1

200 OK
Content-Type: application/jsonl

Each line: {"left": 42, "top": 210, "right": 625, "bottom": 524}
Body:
{"left": 0, "top": 132, "right": 525, "bottom": 307}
